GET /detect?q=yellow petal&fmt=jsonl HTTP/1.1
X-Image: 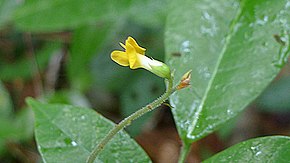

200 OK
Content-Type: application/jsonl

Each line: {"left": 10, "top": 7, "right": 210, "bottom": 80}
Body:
{"left": 111, "top": 50, "right": 129, "bottom": 66}
{"left": 126, "top": 43, "right": 139, "bottom": 69}
{"left": 126, "top": 36, "right": 146, "bottom": 55}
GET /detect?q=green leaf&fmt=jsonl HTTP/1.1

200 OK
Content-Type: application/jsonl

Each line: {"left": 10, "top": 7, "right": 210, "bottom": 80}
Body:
{"left": 12, "top": 0, "right": 130, "bottom": 32}
{"left": 0, "top": 108, "right": 34, "bottom": 155}
{"left": 0, "top": 0, "right": 21, "bottom": 29}
{"left": 0, "top": 108, "right": 34, "bottom": 140}
{"left": 46, "top": 90, "right": 91, "bottom": 108}
{"left": 204, "top": 136, "right": 290, "bottom": 162}
{"left": 165, "top": 0, "right": 290, "bottom": 143}
{"left": 0, "top": 81, "right": 12, "bottom": 117}
{"left": 14, "top": 107, "right": 34, "bottom": 141}
{"left": 256, "top": 76, "right": 290, "bottom": 113}
{"left": 69, "top": 24, "right": 112, "bottom": 91}
{"left": 0, "top": 119, "right": 18, "bottom": 139}
{"left": 128, "top": 0, "right": 170, "bottom": 28}
{"left": 27, "top": 98, "right": 151, "bottom": 163}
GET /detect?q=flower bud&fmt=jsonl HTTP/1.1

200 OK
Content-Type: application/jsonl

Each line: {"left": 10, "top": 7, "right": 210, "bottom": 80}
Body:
{"left": 177, "top": 70, "right": 192, "bottom": 90}
{"left": 148, "top": 60, "right": 171, "bottom": 79}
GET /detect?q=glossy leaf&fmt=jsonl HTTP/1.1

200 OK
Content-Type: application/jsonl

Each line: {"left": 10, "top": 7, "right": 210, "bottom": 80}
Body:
{"left": 204, "top": 136, "right": 290, "bottom": 162}
{"left": 27, "top": 98, "right": 151, "bottom": 163}
{"left": 165, "top": 0, "right": 290, "bottom": 143}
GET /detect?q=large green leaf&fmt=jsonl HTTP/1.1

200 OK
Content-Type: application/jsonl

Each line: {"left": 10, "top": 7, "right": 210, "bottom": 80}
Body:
{"left": 69, "top": 24, "right": 112, "bottom": 91}
{"left": 204, "top": 136, "right": 290, "bottom": 162}
{"left": 12, "top": 0, "right": 130, "bottom": 32}
{"left": 165, "top": 0, "right": 290, "bottom": 143}
{"left": 27, "top": 98, "right": 151, "bottom": 163}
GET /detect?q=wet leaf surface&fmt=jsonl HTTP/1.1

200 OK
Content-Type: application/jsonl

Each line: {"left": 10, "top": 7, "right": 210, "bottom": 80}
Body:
{"left": 204, "top": 136, "right": 290, "bottom": 163}
{"left": 27, "top": 98, "right": 151, "bottom": 163}
{"left": 165, "top": 0, "right": 290, "bottom": 143}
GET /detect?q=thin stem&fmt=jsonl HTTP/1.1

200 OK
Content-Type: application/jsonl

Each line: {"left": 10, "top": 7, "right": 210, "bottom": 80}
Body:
{"left": 178, "top": 142, "right": 191, "bottom": 163}
{"left": 87, "top": 78, "right": 176, "bottom": 163}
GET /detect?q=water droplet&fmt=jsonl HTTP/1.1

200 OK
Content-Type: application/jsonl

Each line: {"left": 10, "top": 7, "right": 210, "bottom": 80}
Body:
{"left": 250, "top": 143, "right": 262, "bottom": 156}
{"left": 200, "top": 25, "right": 218, "bottom": 37}
{"left": 200, "top": 11, "right": 218, "bottom": 37}
{"left": 80, "top": 115, "right": 86, "bottom": 120}
{"left": 64, "top": 138, "right": 78, "bottom": 147}
{"left": 202, "top": 11, "right": 212, "bottom": 21}
{"left": 256, "top": 15, "right": 269, "bottom": 26}
{"left": 180, "top": 40, "right": 191, "bottom": 53}
{"left": 207, "top": 125, "right": 213, "bottom": 129}
{"left": 227, "top": 109, "right": 234, "bottom": 115}
{"left": 255, "top": 151, "right": 262, "bottom": 156}
{"left": 198, "top": 66, "right": 211, "bottom": 79}
{"left": 71, "top": 141, "right": 78, "bottom": 146}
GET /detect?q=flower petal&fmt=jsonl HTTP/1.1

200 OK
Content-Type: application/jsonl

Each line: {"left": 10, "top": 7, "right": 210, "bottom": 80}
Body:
{"left": 111, "top": 50, "right": 129, "bottom": 66}
{"left": 126, "top": 43, "right": 139, "bottom": 69}
{"left": 126, "top": 36, "right": 146, "bottom": 55}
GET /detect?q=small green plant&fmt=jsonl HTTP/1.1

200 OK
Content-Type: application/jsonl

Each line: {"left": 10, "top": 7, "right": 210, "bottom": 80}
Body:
{"left": 1, "top": 0, "right": 289, "bottom": 162}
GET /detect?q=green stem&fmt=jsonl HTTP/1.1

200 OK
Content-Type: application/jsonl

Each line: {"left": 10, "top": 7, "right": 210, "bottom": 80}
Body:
{"left": 87, "top": 78, "right": 176, "bottom": 163}
{"left": 178, "top": 142, "right": 191, "bottom": 163}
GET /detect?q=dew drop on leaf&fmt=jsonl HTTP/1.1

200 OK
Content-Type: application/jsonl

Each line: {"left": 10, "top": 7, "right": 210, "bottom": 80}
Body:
{"left": 71, "top": 141, "right": 78, "bottom": 147}
{"left": 180, "top": 40, "right": 191, "bottom": 54}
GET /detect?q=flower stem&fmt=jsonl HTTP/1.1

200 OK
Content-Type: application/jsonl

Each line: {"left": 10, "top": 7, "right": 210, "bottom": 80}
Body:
{"left": 178, "top": 142, "right": 191, "bottom": 163}
{"left": 86, "top": 77, "right": 176, "bottom": 163}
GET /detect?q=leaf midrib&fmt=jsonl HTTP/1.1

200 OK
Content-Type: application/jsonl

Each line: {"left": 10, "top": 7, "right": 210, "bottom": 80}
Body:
{"left": 187, "top": 0, "right": 247, "bottom": 139}
{"left": 35, "top": 106, "right": 91, "bottom": 154}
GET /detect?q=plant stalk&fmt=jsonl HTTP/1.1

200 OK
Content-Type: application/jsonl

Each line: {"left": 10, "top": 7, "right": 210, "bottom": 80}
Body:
{"left": 178, "top": 142, "right": 191, "bottom": 163}
{"left": 87, "top": 77, "right": 176, "bottom": 163}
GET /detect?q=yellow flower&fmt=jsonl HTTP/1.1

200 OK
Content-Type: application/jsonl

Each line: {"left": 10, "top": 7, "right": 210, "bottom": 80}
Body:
{"left": 111, "top": 36, "right": 171, "bottom": 79}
